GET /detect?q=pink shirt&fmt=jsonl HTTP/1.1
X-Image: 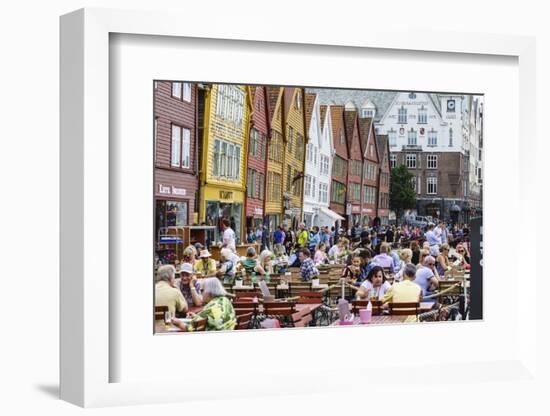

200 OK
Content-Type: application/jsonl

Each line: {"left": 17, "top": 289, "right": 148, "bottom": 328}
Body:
{"left": 372, "top": 253, "right": 394, "bottom": 272}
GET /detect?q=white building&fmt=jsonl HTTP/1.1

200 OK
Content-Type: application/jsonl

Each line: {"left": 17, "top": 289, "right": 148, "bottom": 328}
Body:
{"left": 303, "top": 95, "right": 343, "bottom": 228}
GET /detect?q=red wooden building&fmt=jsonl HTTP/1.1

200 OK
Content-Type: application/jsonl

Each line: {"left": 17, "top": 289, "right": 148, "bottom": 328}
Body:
{"left": 358, "top": 116, "right": 379, "bottom": 227}
{"left": 376, "top": 134, "right": 391, "bottom": 225}
{"left": 343, "top": 109, "right": 363, "bottom": 228}
{"left": 154, "top": 81, "right": 199, "bottom": 238}
{"left": 327, "top": 105, "right": 349, "bottom": 227}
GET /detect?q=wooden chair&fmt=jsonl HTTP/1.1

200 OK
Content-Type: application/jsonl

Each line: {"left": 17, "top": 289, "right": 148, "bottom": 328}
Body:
{"left": 232, "top": 300, "right": 258, "bottom": 316}
{"left": 263, "top": 301, "right": 296, "bottom": 327}
{"left": 235, "top": 291, "right": 261, "bottom": 300}
{"left": 351, "top": 300, "right": 382, "bottom": 315}
{"left": 154, "top": 305, "right": 168, "bottom": 321}
{"left": 291, "top": 308, "right": 313, "bottom": 328}
{"left": 388, "top": 302, "right": 419, "bottom": 316}
{"left": 297, "top": 291, "right": 324, "bottom": 304}
{"left": 236, "top": 312, "right": 253, "bottom": 330}
{"left": 223, "top": 282, "right": 234, "bottom": 294}
{"left": 289, "top": 282, "right": 312, "bottom": 297}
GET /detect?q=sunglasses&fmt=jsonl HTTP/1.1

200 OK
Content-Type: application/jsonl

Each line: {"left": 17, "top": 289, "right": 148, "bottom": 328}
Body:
{"left": 427, "top": 263, "right": 435, "bottom": 266}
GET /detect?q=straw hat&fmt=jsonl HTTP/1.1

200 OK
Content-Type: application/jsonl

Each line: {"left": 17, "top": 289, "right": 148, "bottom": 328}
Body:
{"left": 199, "top": 249, "right": 212, "bottom": 258}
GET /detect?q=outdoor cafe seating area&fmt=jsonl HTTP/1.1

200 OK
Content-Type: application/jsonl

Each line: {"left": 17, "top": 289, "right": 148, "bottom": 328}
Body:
{"left": 155, "top": 263, "right": 469, "bottom": 333}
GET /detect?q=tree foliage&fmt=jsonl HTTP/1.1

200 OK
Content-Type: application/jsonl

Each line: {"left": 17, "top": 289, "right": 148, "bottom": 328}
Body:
{"left": 390, "top": 164, "right": 416, "bottom": 222}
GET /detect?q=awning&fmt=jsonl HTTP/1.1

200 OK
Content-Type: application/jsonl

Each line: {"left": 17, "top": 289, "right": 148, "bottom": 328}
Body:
{"left": 319, "top": 207, "right": 345, "bottom": 221}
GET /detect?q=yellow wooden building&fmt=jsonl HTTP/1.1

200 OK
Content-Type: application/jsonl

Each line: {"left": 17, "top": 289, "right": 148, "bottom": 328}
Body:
{"left": 265, "top": 87, "right": 285, "bottom": 232}
{"left": 199, "top": 84, "right": 253, "bottom": 244}
{"left": 282, "top": 87, "right": 307, "bottom": 229}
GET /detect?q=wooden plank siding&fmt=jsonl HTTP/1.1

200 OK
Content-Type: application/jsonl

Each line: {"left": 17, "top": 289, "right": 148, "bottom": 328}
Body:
{"left": 265, "top": 87, "right": 285, "bottom": 217}
{"left": 282, "top": 87, "right": 307, "bottom": 224}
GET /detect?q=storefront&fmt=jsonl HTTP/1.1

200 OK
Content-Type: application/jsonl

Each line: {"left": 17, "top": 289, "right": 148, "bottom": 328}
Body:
{"left": 362, "top": 207, "right": 374, "bottom": 227}
{"left": 349, "top": 204, "right": 361, "bottom": 228}
{"left": 245, "top": 207, "right": 264, "bottom": 240}
{"left": 202, "top": 186, "right": 244, "bottom": 244}
{"left": 155, "top": 179, "right": 194, "bottom": 237}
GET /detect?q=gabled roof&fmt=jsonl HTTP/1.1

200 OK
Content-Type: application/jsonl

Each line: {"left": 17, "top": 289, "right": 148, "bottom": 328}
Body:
{"left": 266, "top": 86, "right": 282, "bottom": 124}
{"left": 376, "top": 134, "right": 389, "bottom": 163}
{"left": 330, "top": 105, "right": 348, "bottom": 157}
{"left": 358, "top": 117, "right": 373, "bottom": 156}
{"left": 284, "top": 87, "right": 296, "bottom": 118}
{"left": 344, "top": 110, "right": 358, "bottom": 152}
{"left": 305, "top": 93, "right": 316, "bottom": 133}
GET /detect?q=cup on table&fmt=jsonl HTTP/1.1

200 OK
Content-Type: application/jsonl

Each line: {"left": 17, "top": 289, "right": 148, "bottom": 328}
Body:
{"left": 359, "top": 308, "right": 372, "bottom": 324}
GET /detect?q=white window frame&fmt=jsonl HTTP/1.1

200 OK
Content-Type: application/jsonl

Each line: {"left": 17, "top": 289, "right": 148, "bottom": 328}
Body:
{"left": 171, "top": 82, "right": 182, "bottom": 99}
{"left": 427, "top": 176, "right": 437, "bottom": 195}
{"left": 428, "top": 130, "right": 437, "bottom": 146}
{"left": 183, "top": 82, "right": 191, "bottom": 102}
{"left": 406, "top": 153, "right": 417, "bottom": 169}
{"left": 390, "top": 154, "right": 397, "bottom": 168}
{"left": 304, "top": 175, "right": 312, "bottom": 197}
{"left": 407, "top": 129, "right": 417, "bottom": 146}
{"left": 389, "top": 131, "right": 397, "bottom": 147}
{"left": 427, "top": 154, "right": 438, "bottom": 169}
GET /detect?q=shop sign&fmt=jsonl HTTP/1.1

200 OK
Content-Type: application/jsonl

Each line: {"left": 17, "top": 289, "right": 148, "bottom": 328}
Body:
{"left": 346, "top": 203, "right": 352, "bottom": 216}
{"left": 291, "top": 207, "right": 301, "bottom": 215}
{"left": 219, "top": 191, "right": 233, "bottom": 200}
{"left": 172, "top": 187, "right": 186, "bottom": 196}
{"left": 362, "top": 208, "right": 373, "bottom": 214}
{"left": 158, "top": 184, "right": 187, "bottom": 196}
{"left": 254, "top": 207, "right": 263, "bottom": 216}
{"left": 352, "top": 205, "right": 361, "bottom": 214}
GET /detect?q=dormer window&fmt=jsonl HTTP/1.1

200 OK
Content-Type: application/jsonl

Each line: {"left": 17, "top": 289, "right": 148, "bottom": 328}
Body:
{"left": 362, "top": 109, "right": 375, "bottom": 118}
{"left": 409, "top": 92, "right": 417, "bottom": 99}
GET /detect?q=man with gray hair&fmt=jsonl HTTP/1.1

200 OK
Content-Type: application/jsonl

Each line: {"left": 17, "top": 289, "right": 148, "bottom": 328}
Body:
{"left": 155, "top": 264, "right": 188, "bottom": 317}
{"left": 414, "top": 256, "right": 439, "bottom": 296}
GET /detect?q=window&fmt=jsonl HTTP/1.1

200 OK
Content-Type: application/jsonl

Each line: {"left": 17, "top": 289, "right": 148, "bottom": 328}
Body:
{"left": 427, "top": 177, "right": 437, "bottom": 194}
{"left": 389, "top": 131, "right": 397, "bottom": 147}
{"left": 306, "top": 143, "right": 313, "bottom": 163}
{"left": 411, "top": 176, "right": 417, "bottom": 192}
{"left": 171, "top": 82, "right": 182, "bottom": 99}
{"left": 319, "top": 183, "right": 328, "bottom": 203}
{"left": 260, "top": 134, "right": 266, "bottom": 160}
{"left": 288, "top": 127, "right": 293, "bottom": 153}
{"left": 428, "top": 130, "right": 437, "bottom": 147}
{"left": 398, "top": 106, "right": 407, "bottom": 124}
{"left": 350, "top": 183, "right": 361, "bottom": 201}
{"left": 427, "top": 155, "right": 438, "bottom": 169}
{"left": 212, "top": 138, "right": 241, "bottom": 180}
{"left": 171, "top": 125, "right": 191, "bottom": 168}
{"left": 362, "top": 109, "right": 374, "bottom": 118}
{"left": 296, "top": 134, "right": 304, "bottom": 160}
{"left": 363, "top": 186, "right": 376, "bottom": 204}
{"left": 216, "top": 85, "right": 245, "bottom": 128}
{"left": 286, "top": 165, "right": 292, "bottom": 192}
{"left": 331, "top": 181, "right": 346, "bottom": 204}
{"left": 247, "top": 169, "right": 257, "bottom": 198}
{"left": 406, "top": 154, "right": 417, "bottom": 169}
{"left": 409, "top": 92, "right": 417, "bottom": 99}
{"left": 267, "top": 172, "right": 282, "bottom": 201}
{"left": 370, "top": 144, "right": 374, "bottom": 156}
{"left": 407, "top": 129, "right": 417, "bottom": 146}
{"left": 304, "top": 175, "right": 312, "bottom": 197}
{"left": 295, "top": 91, "right": 302, "bottom": 110}
{"left": 292, "top": 170, "right": 302, "bottom": 197}
{"left": 313, "top": 146, "right": 318, "bottom": 166}
{"left": 249, "top": 129, "right": 259, "bottom": 156}
{"left": 418, "top": 107, "right": 427, "bottom": 124}
{"left": 268, "top": 130, "right": 283, "bottom": 162}
{"left": 183, "top": 83, "right": 191, "bottom": 102}
{"left": 449, "top": 128, "right": 453, "bottom": 147}
{"left": 339, "top": 128, "right": 344, "bottom": 144}
{"left": 320, "top": 155, "right": 330, "bottom": 175}
{"left": 390, "top": 154, "right": 397, "bottom": 168}
{"left": 258, "top": 173, "right": 265, "bottom": 200}
{"left": 417, "top": 176, "right": 421, "bottom": 194}
{"left": 311, "top": 177, "right": 316, "bottom": 199}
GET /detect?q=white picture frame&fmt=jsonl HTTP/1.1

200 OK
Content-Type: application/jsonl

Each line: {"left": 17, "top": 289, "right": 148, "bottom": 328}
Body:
{"left": 60, "top": 7, "right": 539, "bottom": 408}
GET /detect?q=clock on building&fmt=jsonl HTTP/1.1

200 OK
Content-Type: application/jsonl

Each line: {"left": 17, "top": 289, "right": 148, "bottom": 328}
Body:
{"left": 447, "top": 99, "right": 456, "bottom": 112}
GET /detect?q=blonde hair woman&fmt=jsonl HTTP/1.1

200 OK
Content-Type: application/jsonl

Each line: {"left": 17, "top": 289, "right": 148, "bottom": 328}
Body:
{"left": 255, "top": 249, "right": 274, "bottom": 275}
{"left": 394, "top": 248, "right": 413, "bottom": 282}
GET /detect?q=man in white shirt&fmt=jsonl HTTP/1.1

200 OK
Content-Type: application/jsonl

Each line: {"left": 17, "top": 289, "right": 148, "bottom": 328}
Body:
{"left": 221, "top": 218, "right": 236, "bottom": 252}
{"left": 425, "top": 223, "right": 441, "bottom": 257}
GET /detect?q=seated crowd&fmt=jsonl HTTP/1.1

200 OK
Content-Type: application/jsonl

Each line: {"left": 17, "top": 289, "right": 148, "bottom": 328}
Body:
{"left": 155, "top": 221, "right": 469, "bottom": 331}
